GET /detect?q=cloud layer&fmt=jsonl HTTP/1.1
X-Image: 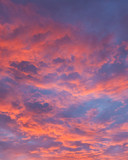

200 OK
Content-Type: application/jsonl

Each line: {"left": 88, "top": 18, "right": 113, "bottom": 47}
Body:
{"left": 0, "top": 0, "right": 128, "bottom": 160}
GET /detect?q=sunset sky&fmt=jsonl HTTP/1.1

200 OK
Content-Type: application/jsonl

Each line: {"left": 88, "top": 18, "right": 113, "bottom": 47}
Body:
{"left": 0, "top": 0, "right": 128, "bottom": 160}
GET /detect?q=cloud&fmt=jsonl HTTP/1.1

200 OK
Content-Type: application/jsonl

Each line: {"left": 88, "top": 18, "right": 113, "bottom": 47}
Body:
{"left": 25, "top": 102, "right": 52, "bottom": 114}
{"left": 10, "top": 61, "right": 38, "bottom": 74}
{"left": 112, "top": 132, "right": 128, "bottom": 142}
{"left": 60, "top": 72, "right": 80, "bottom": 81}
{"left": 53, "top": 57, "right": 65, "bottom": 64}
{"left": 0, "top": 114, "right": 16, "bottom": 130}
{"left": 0, "top": 0, "right": 128, "bottom": 160}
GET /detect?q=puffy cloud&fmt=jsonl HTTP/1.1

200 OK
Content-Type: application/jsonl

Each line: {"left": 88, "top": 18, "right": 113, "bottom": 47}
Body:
{"left": 10, "top": 61, "right": 38, "bottom": 74}
{"left": 25, "top": 102, "right": 52, "bottom": 114}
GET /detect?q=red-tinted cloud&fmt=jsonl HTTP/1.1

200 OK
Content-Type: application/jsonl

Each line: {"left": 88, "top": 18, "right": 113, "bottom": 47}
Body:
{"left": 0, "top": 0, "right": 128, "bottom": 160}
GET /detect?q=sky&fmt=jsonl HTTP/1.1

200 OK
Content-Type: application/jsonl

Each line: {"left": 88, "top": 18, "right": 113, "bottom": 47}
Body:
{"left": 0, "top": 0, "right": 128, "bottom": 159}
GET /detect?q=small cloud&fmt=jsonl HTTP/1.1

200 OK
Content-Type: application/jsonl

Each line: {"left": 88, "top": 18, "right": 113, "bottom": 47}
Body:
{"left": 39, "top": 61, "right": 48, "bottom": 67}
{"left": 53, "top": 57, "right": 65, "bottom": 64}
{"left": 25, "top": 102, "right": 52, "bottom": 114}
{"left": 10, "top": 61, "right": 38, "bottom": 74}
{"left": 60, "top": 72, "right": 80, "bottom": 81}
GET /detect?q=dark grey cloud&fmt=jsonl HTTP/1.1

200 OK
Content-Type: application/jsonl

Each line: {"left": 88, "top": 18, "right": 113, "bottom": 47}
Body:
{"left": 0, "top": 77, "right": 15, "bottom": 100}
{"left": 25, "top": 102, "right": 52, "bottom": 114}
{"left": 70, "top": 141, "right": 90, "bottom": 151}
{"left": 31, "top": 31, "right": 50, "bottom": 44}
{"left": 53, "top": 57, "right": 65, "bottom": 64}
{"left": 0, "top": 83, "right": 9, "bottom": 99}
{"left": 0, "top": 114, "right": 15, "bottom": 128}
{"left": 41, "top": 140, "right": 62, "bottom": 149}
{"left": 10, "top": 61, "right": 37, "bottom": 74}
{"left": 43, "top": 73, "right": 58, "bottom": 83}
{"left": 60, "top": 72, "right": 80, "bottom": 81}
{"left": 39, "top": 61, "right": 48, "bottom": 68}
{"left": 73, "top": 127, "right": 86, "bottom": 136}
{"left": 60, "top": 107, "right": 86, "bottom": 119}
